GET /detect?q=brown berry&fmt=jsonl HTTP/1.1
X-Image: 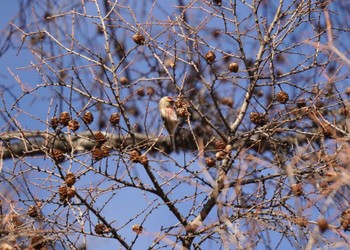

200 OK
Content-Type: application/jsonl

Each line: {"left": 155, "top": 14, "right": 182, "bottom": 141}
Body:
{"left": 250, "top": 112, "right": 265, "bottom": 125}
{"left": 28, "top": 205, "right": 39, "bottom": 218}
{"left": 94, "top": 132, "right": 107, "bottom": 143}
{"left": 51, "top": 149, "right": 65, "bottom": 163}
{"left": 132, "top": 224, "right": 143, "bottom": 234}
{"left": 293, "top": 217, "right": 308, "bottom": 227}
{"left": 205, "top": 157, "right": 216, "bottom": 168}
{"left": 291, "top": 183, "right": 303, "bottom": 196}
{"left": 136, "top": 87, "right": 145, "bottom": 96}
{"left": 58, "top": 185, "right": 68, "bottom": 202}
{"left": 66, "top": 187, "right": 76, "bottom": 199}
{"left": 130, "top": 150, "right": 141, "bottom": 163}
{"left": 82, "top": 111, "right": 94, "bottom": 124}
{"left": 132, "top": 33, "right": 145, "bottom": 45}
{"left": 276, "top": 91, "right": 289, "bottom": 104}
{"left": 50, "top": 116, "right": 59, "bottom": 129}
{"left": 317, "top": 218, "right": 328, "bottom": 232}
{"left": 228, "top": 62, "right": 239, "bottom": 72}
{"left": 165, "top": 58, "right": 176, "bottom": 68}
{"left": 205, "top": 50, "right": 216, "bottom": 63}
{"left": 109, "top": 113, "right": 120, "bottom": 126}
{"left": 119, "top": 77, "right": 129, "bottom": 85}
{"left": 68, "top": 119, "right": 80, "bottom": 131}
{"left": 65, "top": 173, "right": 76, "bottom": 187}
{"left": 95, "top": 224, "right": 106, "bottom": 235}
{"left": 221, "top": 97, "right": 233, "bottom": 107}
{"left": 59, "top": 112, "right": 71, "bottom": 126}
{"left": 146, "top": 87, "right": 155, "bottom": 96}
{"left": 215, "top": 140, "right": 227, "bottom": 151}
{"left": 91, "top": 147, "right": 109, "bottom": 160}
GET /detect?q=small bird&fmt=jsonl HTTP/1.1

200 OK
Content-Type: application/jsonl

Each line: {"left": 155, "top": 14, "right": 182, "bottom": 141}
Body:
{"left": 159, "top": 96, "right": 179, "bottom": 150}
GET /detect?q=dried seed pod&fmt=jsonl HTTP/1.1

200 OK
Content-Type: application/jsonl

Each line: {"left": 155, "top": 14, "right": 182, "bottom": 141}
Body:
{"left": 293, "top": 217, "right": 308, "bottom": 227}
{"left": 205, "top": 157, "right": 216, "bottom": 168}
{"left": 51, "top": 149, "right": 65, "bottom": 163}
{"left": 340, "top": 209, "right": 350, "bottom": 230}
{"left": 95, "top": 224, "right": 106, "bottom": 235}
{"left": 138, "top": 154, "right": 149, "bottom": 166}
{"left": 119, "top": 77, "right": 129, "bottom": 85}
{"left": 132, "top": 33, "right": 145, "bottom": 45}
{"left": 250, "top": 112, "right": 265, "bottom": 125}
{"left": 215, "top": 151, "right": 227, "bottom": 161}
{"left": 317, "top": 218, "right": 328, "bottom": 232}
{"left": 146, "top": 87, "right": 155, "bottom": 96}
{"left": 28, "top": 205, "right": 39, "bottom": 218}
{"left": 66, "top": 187, "right": 76, "bottom": 199}
{"left": 82, "top": 111, "right": 94, "bottom": 124}
{"left": 291, "top": 183, "right": 303, "bottom": 196}
{"left": 221, "top": 97, "right": 233, "bottom": 107}
{"left": 132, "top": 224, "right": 143, "bottom": 234}
{"left": 68, "top": 119, "right": 80, "bottom": 131}
{"left": 59, "top": 111, "right": 71, "bottom": 126}
{"left": 228, "top": 62, "right": 239, "bottom": 73}
{"left": 50, "top": 116, "right": 59, "bottom": 129}
{"left": 109, "top": 113, "right": 120, "bottom": 126}
{"left": 94, "top": 132, "right": 107, "bottom": 143}
{"left": 176, "top": 107, "right": 191, "bottom": 118}
{"left": 215, "top": 140, "right": 227, "bottom": 151}
{"left": 91, "top": 147, "right": 109, "bottom": 160}
{"left": 276, "top": 91, "right": 289, "bottom": 104}
{"left": 130, "top": 150, "right": 141, "bottom": 163}
{"left": 65, "top": 173, "right": 76, "bottom": 187}
{"left": 31, "top": 236, "right": 46, "bottom": 249}
{"left": 205, "top": 50, "right": 216, "bottom": 63}
{"left": 58, "top": 185, "right": 68, "bottom": 202}
{"left": 165, "top": 58, "right": 176, "bottom": 68}
{"left": 136, "top": 87, "right": 145, "bottom": 96}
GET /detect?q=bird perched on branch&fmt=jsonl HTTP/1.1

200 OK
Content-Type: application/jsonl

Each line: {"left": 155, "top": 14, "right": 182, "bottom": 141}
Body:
{"left": 159, "top": 96, "right": 179, "bottom": 150}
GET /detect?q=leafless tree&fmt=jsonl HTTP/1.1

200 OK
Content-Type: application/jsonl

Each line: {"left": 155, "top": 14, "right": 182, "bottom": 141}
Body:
{"left": 1, "top": 0, "right": 350, "bottom": 249}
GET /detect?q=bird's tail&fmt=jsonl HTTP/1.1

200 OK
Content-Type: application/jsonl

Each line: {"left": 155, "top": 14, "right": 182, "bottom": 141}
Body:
{"left": 170, "top": 134, "right": 176, "bottom": 152}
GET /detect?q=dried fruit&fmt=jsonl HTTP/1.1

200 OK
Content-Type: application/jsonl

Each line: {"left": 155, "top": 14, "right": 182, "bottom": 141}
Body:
{"left": 132, "top": 33, "right": 145, "bottom": 45}
{"left": 205, "top": 51, "right": 216, "bottom": 63}
{"left": 119, "top": 77, "right": 129, "bottom": 85}
{"left": 109, "top": 113, "right": 120, "bottom": 126}
{"left": 59, "top": 111, "right": 71, "bottom": 126}
{"left": 146, "top": 87, "right": 155, "bottom": 96}
{"left": 132, "top": 224, "right": 143, "bottom": 234}
{"left": 82, "top": 111, "right": 94, "bottom": 124}
{"left": 291, "top": 183, "right": 303, "bottom": 196}
{"left": 250, "top": 112, "right": 265, "bottom": 125}
{"left": 317, "top": 218, "right": 328, "bottom": 232}
{"left": 94, "top": 132, "right": 107, "bottom": 143}
{"left": 91, "top": 147, "right": 110, "bottom": 160}
{"left": 51, "top": 149, "right": 65, "bottom": 163}
{"left": 65, "top": 173, "right": 76, "bottom": 187}
{"left": 95, "top": 224, "right": 106, "bottom": 235}
{"left": 136, "top": 87, "right": 145, "bottom": 96}
{"left": 58, "top": 185, "right": 68, "bottom": 202}
{"left": 228, "top": 62, "right": 239, "bottom": 73}
{"left": 221, "top": 97, "right": 233, "bottom": 107}
{"left": 276, "top": 91, "right": 289, "bottom": 104}
{"left": 293, "top": 217, "right": 308, "bottom": 227}
{"left": 28, "top": 205, "right": 39, "bottom": 218}
{"left": 68, "top": 119, "right": 80, "bottom": 131}
{"left": 215, "top": 140, "right": 227, "bottom": 151}
{"left": 205, "top": 157, "right": 216, "bottom": 168}
{"left": 50, "top": 116, "right": 59, "bottom": 129}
